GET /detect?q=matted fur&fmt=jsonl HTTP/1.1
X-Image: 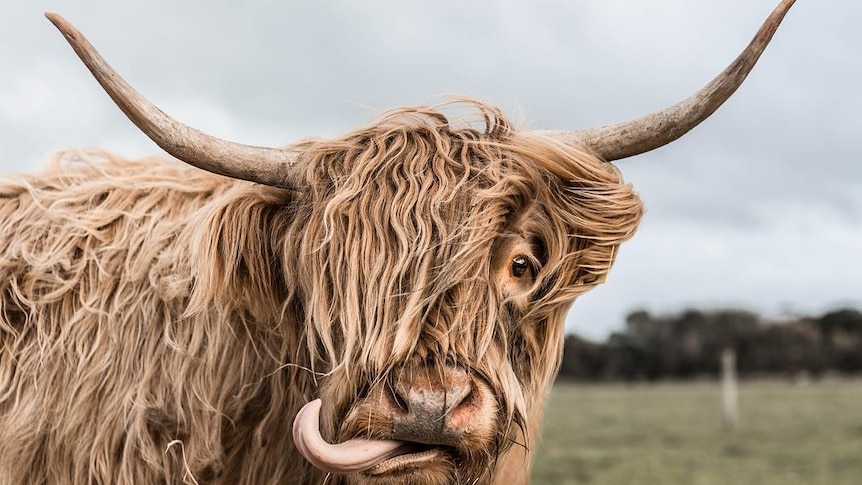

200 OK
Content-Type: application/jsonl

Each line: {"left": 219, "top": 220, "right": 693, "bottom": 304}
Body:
{"left": 0, "top": 100, "right": 642, "bottom": 484}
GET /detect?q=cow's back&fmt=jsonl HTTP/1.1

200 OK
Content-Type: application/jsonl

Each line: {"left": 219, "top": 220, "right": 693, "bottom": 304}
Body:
{"left": 0, "top": 151, "right": 296, "bottom": 483}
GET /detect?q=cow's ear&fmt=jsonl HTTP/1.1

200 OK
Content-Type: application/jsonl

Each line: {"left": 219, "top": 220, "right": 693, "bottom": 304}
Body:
{"left": 186, "top": 186, "right": 292, "bottom": 320}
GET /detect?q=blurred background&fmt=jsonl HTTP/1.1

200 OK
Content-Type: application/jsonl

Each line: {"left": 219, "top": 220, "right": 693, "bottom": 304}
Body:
{"left": 2, "top": 1, "right": 859, "bottom": 483}
{"left": 536, "top": 308, "right": 862, "bottom": 484}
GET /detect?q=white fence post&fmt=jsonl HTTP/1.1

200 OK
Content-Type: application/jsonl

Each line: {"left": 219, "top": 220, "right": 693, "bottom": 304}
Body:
{"left": 722, "top": 347, "right": 738, "bottom": 430}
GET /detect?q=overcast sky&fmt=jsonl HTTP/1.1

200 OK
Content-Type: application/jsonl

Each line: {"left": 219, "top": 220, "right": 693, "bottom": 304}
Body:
{"left": 1, "top": 0, "right": 859, "bottom": 340}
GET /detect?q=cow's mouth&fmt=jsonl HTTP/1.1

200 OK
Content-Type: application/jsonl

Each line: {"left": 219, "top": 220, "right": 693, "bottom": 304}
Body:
{"left": 363, "top": 444, "right": 451, "bottom": 476}
{"left": 293, "top": 399, "right": 456, "bottom": 476}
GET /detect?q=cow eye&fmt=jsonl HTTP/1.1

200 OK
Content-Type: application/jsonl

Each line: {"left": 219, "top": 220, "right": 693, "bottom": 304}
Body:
{"left": 511, "top": 255, "right": 531, "bottom": 278}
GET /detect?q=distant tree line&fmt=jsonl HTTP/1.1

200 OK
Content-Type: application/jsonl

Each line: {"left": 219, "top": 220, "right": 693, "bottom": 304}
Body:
{"left": 558, "top": 308, "right": 862, "bottom": 381}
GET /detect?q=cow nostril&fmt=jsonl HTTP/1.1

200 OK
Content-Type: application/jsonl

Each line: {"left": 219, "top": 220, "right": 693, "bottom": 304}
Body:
{"left": 397, "top": 379, "right": 472, "bottom": 418}
{"left": 446, "top": 381, "right": 473, "bottom": 414}
{"left": 386, "top": 366, "right": 483, "bottom": 446}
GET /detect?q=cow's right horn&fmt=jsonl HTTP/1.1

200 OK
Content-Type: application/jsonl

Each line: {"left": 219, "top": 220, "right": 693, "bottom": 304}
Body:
{"left": 547, "top": 0, "right": 796, "bottom": 162}
{"left": 46, "top": 13, "right": 298, "bottom": 189}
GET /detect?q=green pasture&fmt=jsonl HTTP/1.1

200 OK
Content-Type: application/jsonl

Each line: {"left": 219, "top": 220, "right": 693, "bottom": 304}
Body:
{"left": 532, "top": 380, "right": 862, "bottom": 485}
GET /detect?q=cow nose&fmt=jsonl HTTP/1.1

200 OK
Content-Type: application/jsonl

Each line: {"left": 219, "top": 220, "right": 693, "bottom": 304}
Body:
{"left": 391, "top": 365, "right": 475, "bottom": 446}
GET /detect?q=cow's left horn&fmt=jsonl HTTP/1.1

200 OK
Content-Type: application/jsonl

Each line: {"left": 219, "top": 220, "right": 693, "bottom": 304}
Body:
{"left": 46, "top": 13, "right": 298, "bottom": 188}
{"left": 548, "top": 0, "right": 796, "bottom": 162}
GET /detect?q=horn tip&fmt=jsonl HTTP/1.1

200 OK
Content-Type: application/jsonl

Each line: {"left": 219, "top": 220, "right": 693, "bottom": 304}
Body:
{"left": 45, "top": 12, "right": 72, "bottom": 36}
{"left": 44, "top": 12, "right": 63, "bottom": 24}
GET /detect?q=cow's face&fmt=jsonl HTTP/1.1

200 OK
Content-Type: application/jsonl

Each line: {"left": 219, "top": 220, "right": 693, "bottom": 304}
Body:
{"left": 285, "top": 105, "right": 642, "bottom": 484}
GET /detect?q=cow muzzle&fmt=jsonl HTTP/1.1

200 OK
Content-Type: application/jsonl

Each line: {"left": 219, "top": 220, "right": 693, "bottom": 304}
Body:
{"left": 292, "top": 365, "right": 498, "bottom": 476}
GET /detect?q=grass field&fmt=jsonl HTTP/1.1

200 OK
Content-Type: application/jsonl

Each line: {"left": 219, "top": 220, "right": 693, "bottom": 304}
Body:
{"left": 531, "top": 380, "right": 862, "bottom": 484}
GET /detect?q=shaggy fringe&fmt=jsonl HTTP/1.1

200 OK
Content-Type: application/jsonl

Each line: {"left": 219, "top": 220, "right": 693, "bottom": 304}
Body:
{"left": 0, "top": 99, "right": 641, "bottom": 484}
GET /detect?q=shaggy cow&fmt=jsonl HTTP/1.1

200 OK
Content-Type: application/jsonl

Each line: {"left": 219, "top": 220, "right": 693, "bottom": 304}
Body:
{"left": 0, "top": 2, "right": 794, "bottom": 484}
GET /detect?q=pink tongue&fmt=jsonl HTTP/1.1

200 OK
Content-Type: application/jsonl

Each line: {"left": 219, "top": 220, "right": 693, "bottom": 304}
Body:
{"left": 292, "top": 399, "right": 407, "bottom": 474}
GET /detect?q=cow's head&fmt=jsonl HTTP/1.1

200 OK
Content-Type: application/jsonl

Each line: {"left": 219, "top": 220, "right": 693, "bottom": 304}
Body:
{"left": 46, "top": 1, "right": 794, "bottom": 483}
{"left": 278, "top": 106, "right": 641, "bottom": 484}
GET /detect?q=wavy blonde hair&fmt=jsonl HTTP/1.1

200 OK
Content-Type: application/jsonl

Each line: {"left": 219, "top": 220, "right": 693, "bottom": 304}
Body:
{"left": 0, "top": 100, "right": 641, "bottom": 484}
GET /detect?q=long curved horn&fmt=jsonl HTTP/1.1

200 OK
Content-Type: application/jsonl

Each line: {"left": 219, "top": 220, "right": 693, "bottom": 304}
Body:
{"left": 548, "top": 0, "right": 796, "bottom": 162}
{"left": 46, "top": 13, "right": 298, "bottom": 188}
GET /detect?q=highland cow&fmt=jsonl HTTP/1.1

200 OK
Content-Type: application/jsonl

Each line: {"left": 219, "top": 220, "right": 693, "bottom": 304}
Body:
{"left": 0, "top": 2, "right": 794, "bottom": 484}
